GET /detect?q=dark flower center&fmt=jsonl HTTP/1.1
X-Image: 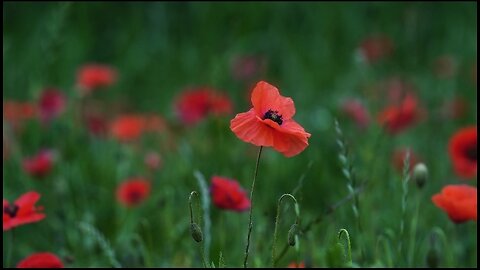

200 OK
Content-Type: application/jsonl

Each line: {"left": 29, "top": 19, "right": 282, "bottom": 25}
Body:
{"left": 128, "top": 191, "right": 143, "bottom": 204}
{"left": 263, "top": 109, "right": 283, "bottom": 125}
{"left": 465, "top": 145, "right": 477, "bottom": 162}
{"left": 3, "top": 204, "right": 19, "bottom": 218}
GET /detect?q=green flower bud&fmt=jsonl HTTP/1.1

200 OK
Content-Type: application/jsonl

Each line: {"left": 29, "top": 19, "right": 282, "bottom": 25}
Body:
{"left": 288, "top": 223, "right": 299, "bottom": 246}
{"left": 413, "top": 163, "right": 428, "bottom": 189}
{"left": 190, "top": 223, "right": 203, "bottom": 243}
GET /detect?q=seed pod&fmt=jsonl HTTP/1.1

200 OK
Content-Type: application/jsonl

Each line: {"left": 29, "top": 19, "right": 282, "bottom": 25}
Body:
{"left": 190, "top": 223, "right": 203, "bottom": 243}
{"left": 413, "top": 163, "right": 428, "bottom": 189}
{"left": 288, "top": 224, "right": 298, "bottom": 246}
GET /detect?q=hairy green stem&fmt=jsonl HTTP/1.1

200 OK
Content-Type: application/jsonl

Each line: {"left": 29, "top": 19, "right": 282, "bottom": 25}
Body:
{"left": 243, "top": 146, "right": 263, "bottom": 268}
{"left": 338, "top": 229, "right": 352, "bottom": 266}
{"left": 271, "top": 194, "right": 299, "bottom": 267}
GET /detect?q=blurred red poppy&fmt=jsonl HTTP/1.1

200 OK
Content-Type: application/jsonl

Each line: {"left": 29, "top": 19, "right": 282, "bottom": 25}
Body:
{"left": 38, "top": 88, "right": 66, "bottom": 123}
{"left": 110, "top": 115, "right": 146, "bottom": 142}
{"left": 175, "top": 88, "right": 232, "bottom": 125}
{"left": 432, "top": 184, "right": 477, "bottom": 223}
{"left": 288, "top": 261, "right": 305, "bottom": 268}
{"left": 3, "top": 191, "right": 45, "bottom": 231}
{"left": 23, "top": 150, "right": 55, "bottom": 178}
{"left": 392, "top": 148, "right": 421, "bottom": 174}
{"left": 116, "top": 178, "right": 151, "bottom": 207}
{"left": 3, "top": 101, "right": 37, "bottom": 130}
{"left": 17, "top": 252, "right": 64, "bottom": 268}
{"left": 144, "top": 151, "right": 162, "bottom": 171}
{"left": 210, "top": 176, "right": 250, "bottom": 212}
{"left": 231, "top": 55, "right": 266, "bottom": 82}
{"left": 77, "top": 64, "right": 117, "bottom": 93}
{"left": 340, "top": 99, "right": 370, "bottom": 130}
{"left": 230, "top": 81, "right": 311, "bottom": 157}
{"left": 85, "top": 113, "right": 109, "bottom": 137}
{"left": 448, "top": 126, "right": 477, "bottom": 179}
{"left": 358, "top": 35, "right": 393, "bottom": 64}
{"left": 377, "top": 93, "right": 421, "bottom": 135}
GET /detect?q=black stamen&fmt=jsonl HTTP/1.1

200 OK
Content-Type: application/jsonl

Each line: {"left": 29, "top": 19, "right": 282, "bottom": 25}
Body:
{"left": 3, "top": 204, "right": 19, "bottom": 218}
{"left": 263, "top": 109, "right": 283, "bottom": 125}
{"left": 465, "top": 145, "right": 477, "bottom": 162}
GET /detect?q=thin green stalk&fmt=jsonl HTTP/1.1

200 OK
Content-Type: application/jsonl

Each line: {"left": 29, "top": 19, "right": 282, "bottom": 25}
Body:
{"left": 189, "top": 191, "right": 207, "bottom": 268}
{"left": 243, "top": 146, "right": 263, "bottom": 268}
{"left": 7, "top": 229, "right": 14, "bottom": 268}
{"left": 271, "top": 194, "right": 299, "bottom": 267}
{"left": 398, "top": 149, "right": 411, "bottom": 264}
{"left": 338, "top": 229, "right": 352, "bottom": 266}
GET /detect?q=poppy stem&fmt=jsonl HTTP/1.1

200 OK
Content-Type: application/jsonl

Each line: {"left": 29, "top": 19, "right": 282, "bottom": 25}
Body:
{"left": 271, "top": 194, "right": 300, "bottom": 267}
{"left": 189, "top": 191, "right": 207, "bottom": 267}
{"left": 338, "top": 229, "right": 353, "bottom": 266}
{"left": 243, "top": 146, "right": 263, "bottom": 268}
{"left": 7, "top": 229, "right": 14, "bottom": 268}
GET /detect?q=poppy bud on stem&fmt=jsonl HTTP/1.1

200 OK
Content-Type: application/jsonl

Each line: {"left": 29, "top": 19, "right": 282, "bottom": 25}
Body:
{"left": 412, "top": 163, "right": 428, "bottom": 189}
{"left": 271, "top": 193, "right": 300, "bottom": 267}
{"left": 188, "top": 191, "right": 207, "bottom": 267}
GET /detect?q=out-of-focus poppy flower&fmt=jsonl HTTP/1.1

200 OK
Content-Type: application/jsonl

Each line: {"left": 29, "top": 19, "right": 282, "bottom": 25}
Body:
{"left": 85, "top": 113, "right": 109, "bottom": 137}
{"left": 288, "top": 261, "right": 305, "bottom": 268}
{"left": 77, "top": 64, "right": 117, "bottom": 93}
{"left": 433, "top": 55, "right": 457, "bottom": 79}
{"left": 144, "top": 151, "right": 162, "bottom": 171}
{"left": 3, "top": 101, "right": 37, "bottom": 129}
{"left": 392, "top": 148, "right": 421, "bottom": 174}
{"left": 432, "top": 184, "right": 477, "bottom": 223}
{"left": 116, "top": 178, "right": 151, "bottom": 207}
{"left": 377, "top": 93, "right": 421, "bottom": 135}
{"left": 110, "top": 115, "right": 147, "bottom": 142}
{"left": 230, "top": 81, "right": 311, "bottom": 157}
{"left": 3, "top": 191, "right": 45, "bottom": 231}
{"left": 144, "top": 114, "right": 168, "bottom": 133}
{"left": 38, "top": 88, "right": 66, "bottom": 123}
{"left": 210, "top": 176, "right": 250, "bottom": 212}
{"left": 231, "top": 55, "right": 266, "bottom": 82}
{"left": 358, "top": 35, "right": 393, "bottom": 64}
{"left": 175, "top": 88, "right": 233, "bottom": 125}
{"left": 17, "top": 252, "right": 64, "bottom": 268}
{"left": 23, "top": 150, "right": 55, "bottom": 178}
{"left": 340, "top": 99, "right": 370, "bottom": 130}
{"left": 439, "top": 98, "right": 468, "bottom": 120}
{"left": 449, "top": 126, "right": 477, "bottom": 179}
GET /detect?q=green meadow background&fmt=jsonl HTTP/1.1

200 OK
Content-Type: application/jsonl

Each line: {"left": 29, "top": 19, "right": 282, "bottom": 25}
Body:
{"left": 3, "top": 2, "right": 477, "bottom": 268}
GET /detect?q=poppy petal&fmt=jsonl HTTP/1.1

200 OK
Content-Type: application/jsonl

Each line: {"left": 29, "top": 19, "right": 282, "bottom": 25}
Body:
{"left": 251, "top": 81, "right": 295, "bottom": 120}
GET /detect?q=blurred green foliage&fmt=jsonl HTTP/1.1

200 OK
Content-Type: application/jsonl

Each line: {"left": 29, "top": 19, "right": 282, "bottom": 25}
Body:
{"left": 3, "top": 2, "right": 477, "bottom": 268}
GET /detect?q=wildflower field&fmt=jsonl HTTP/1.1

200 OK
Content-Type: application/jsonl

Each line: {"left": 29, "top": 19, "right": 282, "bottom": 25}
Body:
{"left": 3, "top": 2, "right": 477, "bottom": 268}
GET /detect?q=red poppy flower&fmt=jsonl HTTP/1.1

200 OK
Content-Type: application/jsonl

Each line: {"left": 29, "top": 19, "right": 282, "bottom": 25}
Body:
{"left": 340, "top": 99, "right": 370, "bottom": 130}
{"left": 231, "top": 55, "right": 266, "bottom": 82}
{"left": 210, "top": 176, "right": 250, "bottom": 212}
{"left": 110, "top": 115, "right": 147, "bottom": 142}
{"left": 392, "top": 148, "right": 421, "bottom": 174}
{"left": 377, "top": 93, "right": 421, "bottom": 135}
{"left": 85, "top": 113, "right": 109, "bottom": 137}
{"left": 3, "top": 191, "right": 46, "bottom": 231}
{"left": 77, "top": 64, "right": 117, "bottom": 93}
{"left": 17, "top": 252, "right": 64, "bottom": 268}
{"left": 288, "top": 261, "right": 305, "bottom": 268}
{"left": 432, "top": 184, "right": 477, "bottom": 223}
{"left": 175, "top": 88, "right": 232, "bottom": 125}
{"left": 38, "top": 88, "right": 66, "bottom": 123}
{"left": 230, "top": 81, "right": 311, "bottom": 157}
{"left": 116, "top": 178, "right": 151, "bottom": 207}
{"left": 448, "top": 126, "right": 477, "bottom": 179}
{"left": 23, "top": 150, "right": 55, "bottom": 178}
{"left": 3, "top": 101, "right": 37, "bottom": 129}
{"left": 358, "top": 35, "right": 393, "bottom": 64}
{"left": 144, "top": 151, "right": 162, "bottom": 171}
